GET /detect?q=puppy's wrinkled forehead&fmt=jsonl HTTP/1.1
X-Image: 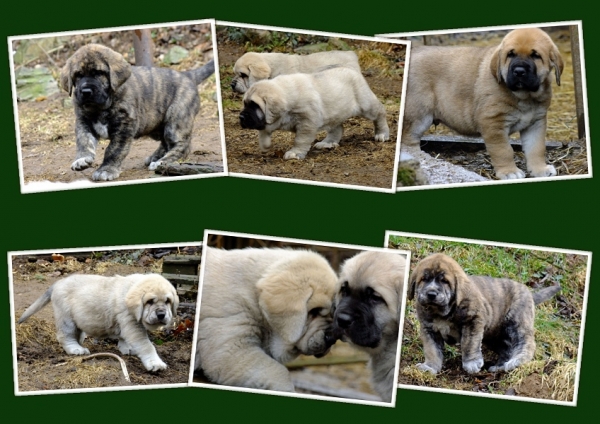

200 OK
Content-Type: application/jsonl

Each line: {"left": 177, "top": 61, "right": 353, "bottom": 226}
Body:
{"left": 503, "top": 28, "right": 553, "bottom": 56}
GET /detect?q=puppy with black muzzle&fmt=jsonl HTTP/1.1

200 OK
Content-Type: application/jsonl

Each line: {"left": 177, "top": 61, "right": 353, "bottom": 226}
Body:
{"left": 60, "top": 44, "right": 215, "bottom": 181}
{"left": 239, "top": 67, "right": 390, "bottom": 160}
{"left": 409, "top": 253, "right": 561, "bottom": 375}
{"left": 333, "top": 251, "right": 406, "bottom": 402}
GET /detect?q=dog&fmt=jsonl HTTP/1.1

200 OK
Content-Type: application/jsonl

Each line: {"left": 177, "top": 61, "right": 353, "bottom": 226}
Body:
{"left": 194, "top": 247, "right": 338, "bottom": 392}
{"left": 408, "top": 253, "right": 561, "bottom": 374}
{"left": 401, "top": 28, "right": 563, "bottom": 180}
{"left": 239, "top": 67, "right": 390, "bottom": 160}
{"left": 333, "top": 251, "right": 406, "bottom": 402}
{"left": 18, "top": 273, "right": 179, "bottom": 371}
{"left": 231, "top": 50, "right": 361, "bottom": 93}
{"left": 60, "top": 44, "right": 215, "bottom": 181}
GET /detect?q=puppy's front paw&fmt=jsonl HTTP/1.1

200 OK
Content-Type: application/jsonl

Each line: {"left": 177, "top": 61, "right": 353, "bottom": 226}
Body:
{"left": 416, "top": 363, "right": 439, "bottom": 374}
{"left": 92, "top": 166, "right": 121, "bottom": 181}
{"left": 143, "top": 358, "right": 168, "bottom": 372}
{"left": 148, "top": 161, "right": 162, "bottom": 171}
{"left": 495, "top": 167, "right": 526, "bottom": 180}
{"left": 71, "top": 156, "right": 94, "bottom": 171}
{"left": 283, "top": 149, "right": 307, "bottom": 160}
{"left": 66, "top": 346, "right": 90, "bottom": 355}
{"left": 313, "top": 140, "right": 339, "bottom": 150}
{"left": 374, "top": 131, "right": 390, "bottom": 142}
{"left": 462, "top": 357, "right": 484, "bottom": 374}
{"left": 530, "top": 164, "right": 557, "bottom": 178}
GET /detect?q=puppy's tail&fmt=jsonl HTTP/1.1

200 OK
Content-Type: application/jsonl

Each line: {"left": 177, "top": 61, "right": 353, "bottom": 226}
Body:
{"left": 18, "top": 286, "right": 53, "bottom": 324}
{"left": 185, "top": 59, "right": 215, "bottom": 85}
{"left": 533, "top": 284, "right": 561, "bottom": 305}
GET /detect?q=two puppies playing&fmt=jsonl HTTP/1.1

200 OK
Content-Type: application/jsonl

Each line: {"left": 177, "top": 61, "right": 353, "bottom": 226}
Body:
{"left": 233, "top": 51, "right": 390, "bottom": 160}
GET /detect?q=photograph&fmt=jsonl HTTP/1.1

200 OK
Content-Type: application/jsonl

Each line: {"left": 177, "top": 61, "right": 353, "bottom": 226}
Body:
{"left": 217, "top": 22, "right": 408, "bottom": 192}
{"left": 9, "top": 243, "right": 201, "bottom": 395}
{"left": 378, "top": 21, "right": 591, "bottom": 189}
{"left": 189, "top": 231, "right": 410, "bottom": 406}
{"left": 385, "top": 231, "right": 590, "bottom": 406}
{"left": 9, "top": 19, "right": 225, "bottom": 193}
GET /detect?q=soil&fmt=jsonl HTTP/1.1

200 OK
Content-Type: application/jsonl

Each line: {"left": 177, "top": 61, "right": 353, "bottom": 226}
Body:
{"left": 14, "top": 25, "right": 223, "bottom": 188}
{"left": 217, "top": 33, "right": 405, "bottom": 191}
{"left": 11, "top": 250, "right": 197, "bottom": 392}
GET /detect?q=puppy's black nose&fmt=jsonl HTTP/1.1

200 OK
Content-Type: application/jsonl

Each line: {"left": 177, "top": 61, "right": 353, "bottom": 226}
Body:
{"left": 336, "top": 312, "right": 353, "bottom": 329}
{"left": 426, "top": 291, "right": 437, "bottom": 300}
{"left": 513, "top": 66, "right": 526, "bottom": 77}
{"left": 81, "top": 87, "right": 93, "bottom": 97}
{"left": 156, "top": 311, "right": 166, "bottom": 321}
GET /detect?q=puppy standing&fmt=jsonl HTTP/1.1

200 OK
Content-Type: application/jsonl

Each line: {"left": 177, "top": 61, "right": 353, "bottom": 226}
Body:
{"left": 402, "top": 28, "right": 563, "bottom": 179}
{"left": 195, "top": 247, "right": 338, "bottom": 392}
{"left": 239, "top": 67, "right": 390, "bottom": 160}
{"left": 60, "top": 44, "right": 215, "bottom": 181}
{"left": 333, "top": 251, "right": 406, "bottom": 402}
{"left": 231, "top": 50, "right": 361, "bottom": 93}
{"left": 409, "top": 253, "right": 561, "bottom": 374}
{"left": 18, "top": 273, "right": 179, "bottom": 371}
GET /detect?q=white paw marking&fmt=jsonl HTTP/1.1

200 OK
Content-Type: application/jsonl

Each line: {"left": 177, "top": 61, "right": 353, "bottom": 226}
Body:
{"left": 148, "top": 161, "right": 162, "bottom": 171}
{"left": 313, "top": 140, "right": 339, "bottom": 150}
{"left": 374, "top": 132, "right": 390, "bottom": 142}
{"left": 497, "top": 169, "right": 526, "bottom": 180}
{"left": 416, "top": 363, "right": 438, "bottom": 374}
{"left": 71, "top": 157, "right": 94, "bottom": 171}
{"left": 92, "top": 122, "right": 109, "bottom": 139}
{"left": 144, "top": 358, "right": 168, "bottom": 371}
{"left": 531, "top": 165, "right": 557, "bottom": 178}
{"left": 283, "top": 150, "right": 307, "bottom": 160}
{"left": 463, "top": 357, "right": 484, "bottom": 374}
{"left": 92, "top": 168, "right": 120, "bottom": 181}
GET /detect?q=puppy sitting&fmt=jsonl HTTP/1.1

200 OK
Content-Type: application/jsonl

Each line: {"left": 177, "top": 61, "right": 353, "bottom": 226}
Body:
{"left": 239, "top": 67, "right": 390, "bottom": 160}
{"left": 333, "top": 251, "right": 406, "bottom": 402}
{"left": 409, "top": 253, "right": 561, "bottom": 374}
{"left": 18, "top": 273, "right": 179, "bottom": 371}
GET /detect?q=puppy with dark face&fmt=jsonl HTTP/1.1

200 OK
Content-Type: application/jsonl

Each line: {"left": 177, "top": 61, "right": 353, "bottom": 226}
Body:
{"left": 18, "top": 273, "right": 179, "bottom": 371}
{"left": 231, "top": 50, "right": 361, "bottom": 93}
{"left": 239, "top": 67, "right": 390, "bottom": 160}
{"left": 60, "top": 44, "right": 214, "bottom": 181}
{"left": 409, "top": 253, "right": 561, "bottom": 375}
{"left": 333, "top": 251, "right": 406, "bottom": 402}
{"left": 194, "top": 247, "right": 338, "bottom": 392}
{"left": 401, "top": 28, "right": 564, "bottom": 180}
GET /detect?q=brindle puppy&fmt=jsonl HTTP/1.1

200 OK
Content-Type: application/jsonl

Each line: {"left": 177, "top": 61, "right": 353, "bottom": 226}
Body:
{"left": 60, "top": 44, "right": 215, "bottom": 181}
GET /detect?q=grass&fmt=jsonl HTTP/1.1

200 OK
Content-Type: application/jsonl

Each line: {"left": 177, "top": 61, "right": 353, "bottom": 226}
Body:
{"left": 389, "top": 235, "right": 587, "bottom": 402}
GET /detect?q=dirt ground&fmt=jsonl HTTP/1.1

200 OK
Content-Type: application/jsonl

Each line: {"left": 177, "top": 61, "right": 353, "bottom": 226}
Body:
{"left": 398, "top": 27, "right": 588, "bottom": 184}
{"left": 13, "top": 25, "right": 223, "bottom": 187}
{"left": 217, "top": 28, "right": 405, "bottom": 190}
{"left": 11, "top": 248, "right": 198, "bottom": 392}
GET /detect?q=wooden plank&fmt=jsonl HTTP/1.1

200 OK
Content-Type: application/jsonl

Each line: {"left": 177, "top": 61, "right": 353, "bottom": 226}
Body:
{"left": 162, "top": 273, "right": 198, "bottom": 286}
{"left": 162, "top": 255, "right": 201, "bottom": 276}
{"left": 419, "top": 134, "right": 563, "bottom": 150}
{"left": 570, "top": 25, "right": 586, "bottom": 140}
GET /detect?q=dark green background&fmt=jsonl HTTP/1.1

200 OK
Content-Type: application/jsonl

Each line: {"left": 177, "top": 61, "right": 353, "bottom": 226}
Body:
{"left": 2, "top": 0, "right": 595, "bottom": 421}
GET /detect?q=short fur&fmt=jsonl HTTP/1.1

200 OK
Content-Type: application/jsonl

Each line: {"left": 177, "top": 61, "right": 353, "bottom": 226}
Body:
{"left": 194, "top": 247, "right": 338, "bottom": 392}
{"left": 239, "top": 67, "right": 390, "bottom": 160}
{"left": 408, "top": 253, "right": 561, "bottom": 374}
{"left": 402, "top": 28, "right": 564, "bottom": 180}
{"left": 18, "top": 273, "right": 179, "bottom": 371}
{"left": 231, "top": 50, "right": 361, "bottom": 93}
{"left": 60, "top": 44, "right": 215, "bottom": 181}
{"left": 333, "top": 251, "right": 406, "bottom": 402}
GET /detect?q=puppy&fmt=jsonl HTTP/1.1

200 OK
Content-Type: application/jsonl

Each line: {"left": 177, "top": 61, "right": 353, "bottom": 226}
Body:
{"left": 409, "top": 253, "right": 561, "bottom": 374}
{"left": 231, "top": 50, "right": 361, "bottom": 93}
{"left": 239, "top": 67, "right": 390, "bottom": 160}
{"left": 18, "top": 273, "right": 179, "bottom": 371}
{"left": 60, "top": 44, "right": 215, "bottom": 181}
{"left": 194, "top": 247, "right": 338, "bottom": 392}
{"left": 402, "top": 28, "right": 563, "bottom": 179}
{"left": 333, "top": 251, "right": 406, "bottom": 402}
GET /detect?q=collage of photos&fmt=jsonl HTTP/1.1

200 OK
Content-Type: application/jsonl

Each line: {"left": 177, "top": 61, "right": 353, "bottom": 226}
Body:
{"left": 4, "top": 15, "right": 594, "bottom": 414}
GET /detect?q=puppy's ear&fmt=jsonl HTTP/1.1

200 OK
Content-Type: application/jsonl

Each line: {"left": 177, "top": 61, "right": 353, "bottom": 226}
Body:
{"left": 489, "top": 46, "right": 503, "bottom": 84}
{"left": 263, "top": 94, "right": 284, "bottom": 125}
{"left": 59, "top": 59, "right": 74, "bottom": 96}
{"left": 125, "top": 282, "right": 145, "bottom": 322}
{"left": 407, "top": 268, "right": 418, "bottom": 300}
{"left": 549, "top": 45, "right": 564, "bottom": 86}
{"left": 257, "top": 271, "right": 312, "bottom": 344}
{"left": 452, "top": 265, "right": 472, "bottom": 306}
{"left": 248, "top": 60, "right": 271, "bottom": 85}
{"left": 106, "top": 49, "right": 132, "bottom": 92}
{"left": 170, "top": 288, "right": 180, "bottom": 317}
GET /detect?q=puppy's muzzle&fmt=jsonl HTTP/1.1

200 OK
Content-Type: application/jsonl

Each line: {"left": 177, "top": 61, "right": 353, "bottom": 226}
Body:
{"left": 507, "top": 59, "right": 539, "bottom": 92}
{"left": 335, "top": 311, "right": 353, "bottom": 329}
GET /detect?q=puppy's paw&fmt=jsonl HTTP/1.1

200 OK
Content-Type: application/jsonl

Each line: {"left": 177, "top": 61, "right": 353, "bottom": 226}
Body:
{"left": 66, "top": 346, "right": 90, "bottom": 355}
{"left": 313, "top": 140, "right": 339, "bottom": 150}
{"left": 416, "top": 363, "right": 439, "bottom": 374}
{"left": 71, "top": 156, "right": 94, "bottom": 171}
{"left": 148, "top": 161, "right": 162, "bottom": 171}
{"left": 374, "top": 131, "right": 390, "bottom": 142}
{"left": 143, "top": 358, "right": 168, "bottom": 372}
{"left": 530, "top": 164, "right": 557, "bottom": 178}
{"left": 462, "top": 357, "right": 484, "bottom": 374}
{"left": 495, "top": 168, "right": 526, "bottom": 180}
{"left": 283, "top": 150, "right": 307, "bottom": 160}
{"left": 92, "top": 166, "right": 121, "bottom": 181}
{"left": 118, "top": 340, "right": 133, "bottom": 355}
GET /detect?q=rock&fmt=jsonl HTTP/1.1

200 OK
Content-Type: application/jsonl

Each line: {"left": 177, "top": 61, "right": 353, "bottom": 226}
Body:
{"left": 397, "top": 151, "right": 429, "bottom": 186}
{"left": 15, "top": 66, "right": 59, "bottom": 101}
{"left": 163, "top": 46, "right": 189, "bottom": 65}
{"left": 328, "top": 38, "right": 352, "bottom": 50}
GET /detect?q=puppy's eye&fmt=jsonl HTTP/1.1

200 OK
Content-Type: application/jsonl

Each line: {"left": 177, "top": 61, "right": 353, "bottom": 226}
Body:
{"left": 366, "top": 287, "right": 385, "bottom": 303}
{"left": 165, "top": 298, "right": 171, "bottom": 304}
{"left": 531, "top": 51, "right": 541, "bottom": 59}
{"left": 240, "top": 73, "right": 248, "bottom": 78}
{"left": 309, "top": 307, "right": 323, "bottom": 317}
{"left": 147, "top": 299, "right": 155, "bottom": 305}
{"left": 440, "top": 277, "right": 449, "bottom": 284}
{"left": 507, "top": 51, "right": 516, "bottom": 58}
